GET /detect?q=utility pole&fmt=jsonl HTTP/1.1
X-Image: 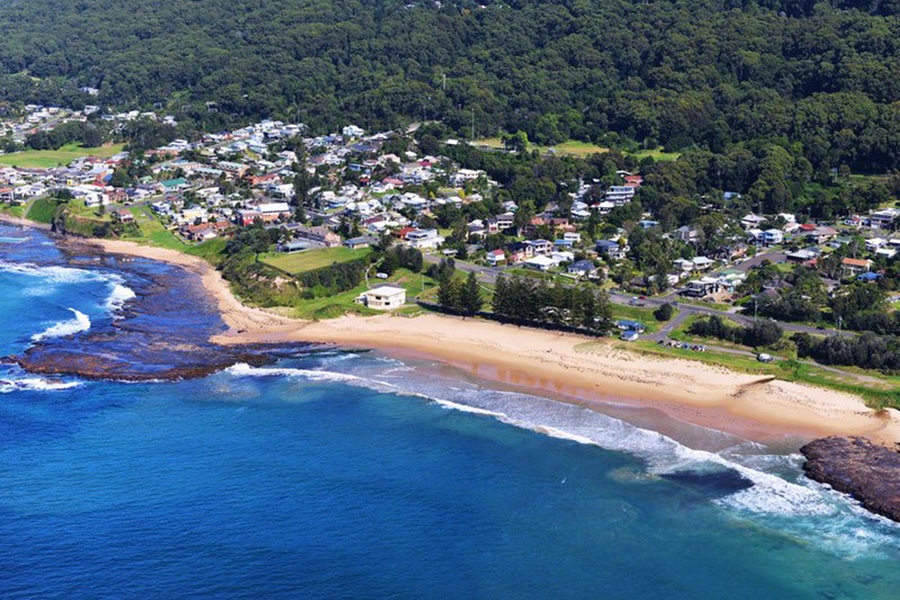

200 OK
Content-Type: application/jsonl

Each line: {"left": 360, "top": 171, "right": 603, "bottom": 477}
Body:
{"left": 442, "top": 74, "right": 446, "bottom": 91}
{"left": 471, "top": 108, "right": 475, "bottom": 140}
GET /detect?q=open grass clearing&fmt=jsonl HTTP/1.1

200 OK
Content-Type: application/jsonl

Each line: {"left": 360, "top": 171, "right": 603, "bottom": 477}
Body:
{"left": 0, "top": 143, "right": 126, "bottom": 168}
{"left": 473, "top": 138, "right": 609, "bottom": 157}
{"left": 261, "top": 246, "right": 371, "bottom": 274}
{"left": 628, "top": 147, "right": 682, "bottom": 162}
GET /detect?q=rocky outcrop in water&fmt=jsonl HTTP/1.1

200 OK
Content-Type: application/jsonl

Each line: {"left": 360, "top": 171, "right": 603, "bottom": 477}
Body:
{"left": 800, "top": 436, "right": 900, "bottom": 522}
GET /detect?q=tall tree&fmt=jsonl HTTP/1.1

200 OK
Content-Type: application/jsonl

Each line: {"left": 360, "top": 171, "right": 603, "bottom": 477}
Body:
{"left": 460, "top": 272, "right": 483, "bottom": 315}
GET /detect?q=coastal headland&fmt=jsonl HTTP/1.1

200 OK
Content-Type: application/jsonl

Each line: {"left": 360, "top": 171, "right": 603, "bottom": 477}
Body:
{"left": 87, "top": 237, "right": 900, "bottom": 448}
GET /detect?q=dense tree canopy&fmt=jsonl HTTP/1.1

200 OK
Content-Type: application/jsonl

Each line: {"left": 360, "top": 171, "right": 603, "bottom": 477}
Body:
{"left": 2, "top": 0, "right": 900, "bottom": 171}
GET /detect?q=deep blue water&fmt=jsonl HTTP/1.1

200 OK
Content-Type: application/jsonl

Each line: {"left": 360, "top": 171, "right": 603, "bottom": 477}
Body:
{"left": 1, "top": 223, "right": 900, "bottom": 599}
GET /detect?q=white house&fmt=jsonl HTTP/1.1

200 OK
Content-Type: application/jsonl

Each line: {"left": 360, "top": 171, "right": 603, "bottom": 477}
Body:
{"left": 762, "top": 229, "right": 784, "bottom": 246}
{"left": 866, "top": 237, "right": 887, "bottom": 252}
{"left": 605, "top": 186, "right": 635, "bottom": 205}
{"left": 870, "top": 208, "right": 900, "bottom": 230}
{"left": 405, "top": 229, "right": 444, "bottom": 249}
{"left": 342, "top": 125, "right": 365, "bottom": 138}
{"left": 524, "top": 254, "right": 560, "bottom": 272}
{"left": 360, "top": 284, "right": 406, "bottom": 310}
{"left": 485, "top": 249, "right": 507, "bottom": 266}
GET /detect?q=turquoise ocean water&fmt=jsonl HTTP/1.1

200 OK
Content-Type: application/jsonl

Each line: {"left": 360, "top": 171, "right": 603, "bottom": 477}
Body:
{"left": 1, "top": 222, "right": 900, "bottom": 599}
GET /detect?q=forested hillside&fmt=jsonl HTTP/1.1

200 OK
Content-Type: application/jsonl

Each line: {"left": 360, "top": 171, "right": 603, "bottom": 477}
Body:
{"left": 2, "top": 0, "right": 900, "bottom": 171}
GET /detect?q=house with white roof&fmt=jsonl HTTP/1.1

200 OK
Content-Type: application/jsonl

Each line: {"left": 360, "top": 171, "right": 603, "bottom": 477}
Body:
{"left": 524, "top": 254, "right": 561, "bottom": 272}
{"left": 359, "top": 284, "right": 406, "bottom": 310}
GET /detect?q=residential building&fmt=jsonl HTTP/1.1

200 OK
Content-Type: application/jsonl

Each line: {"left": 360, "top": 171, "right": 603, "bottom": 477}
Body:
{"left": 568, "top": 260, "right": 598, "bottom": 279}
{"left": 524, "top": 254, "right": 560, "bottom": 272}
{"left": 344, "top": 236, "right": 378, "bottom": 250}
{"left": 841, "top": 258, "right": 872, "bottom": 278}
{"left": 359, "top": 284, "right": 406, "bottom": 310}
{"left": 596, "top": 239, "right": 627, "bottom": 260}
{"left": 485, "top": 249, "right": 507, "bottom": 266}
{"left": 869, "top": 208, "right": 900, "bottom": 230}
{"left": 293, "top": 225, "right": 342, "bottom": 247}
{"left": 674, "top": 226, "right": 700, "bottom": 244}
{"left": 526, "top": 239, "right": 553, "bottom": 255}
{"left": 761, "top": 229, "right": 784, "bottom": 246}
{"left": 605, "top": 186, "right": 635, "bottom": 205}
{"left": 740, "top": 214, "right": 767, "bottom": 230}
{"left": 405, "top": 228, "right": 444, "bottom": 249}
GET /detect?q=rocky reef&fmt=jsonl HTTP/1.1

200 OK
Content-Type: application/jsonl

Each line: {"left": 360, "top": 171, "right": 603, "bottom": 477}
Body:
{"left": 801, "top": 436, "right": 900, "bottom": 522}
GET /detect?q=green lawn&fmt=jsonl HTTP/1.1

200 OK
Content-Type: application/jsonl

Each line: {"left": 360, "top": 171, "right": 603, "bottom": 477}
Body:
{"left": 627, "top": 147, "right": 682, "bottom": 162}
{"left": 289, "top": 268, "right": 433, "bottom": 320}
{"left": 260, "top": 246, "right": 372, "bottom": 274}
{"left": 472, "top": 137, "right": 681, "bottom": 162}
{"left": 120, "top": 205, "right": 191, "bottom": 252}
{"left": 473, "top": 137, "right": 609, "bottom": 157}
{"left": 0, "top": 143, "right": 126, "bottom": 168}
{"left": 549, "top": 140, "right": 610, "bottom": 157}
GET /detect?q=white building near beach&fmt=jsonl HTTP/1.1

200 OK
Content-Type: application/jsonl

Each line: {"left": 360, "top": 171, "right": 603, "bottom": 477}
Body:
{"left": 359, "top": 284, "right": 406, "bottom": 310}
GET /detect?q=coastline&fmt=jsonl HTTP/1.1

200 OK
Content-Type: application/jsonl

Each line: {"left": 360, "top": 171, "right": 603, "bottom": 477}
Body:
{"left": 80, "top": 237, "right": 900, "bottom": 447}
{"left": 0, "top": 212, "right": 52, "bottom": 231}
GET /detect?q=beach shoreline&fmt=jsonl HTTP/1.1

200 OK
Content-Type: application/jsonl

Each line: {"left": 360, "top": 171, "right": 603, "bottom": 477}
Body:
{"left": 0, "top": 212, "right": 52, "bottom": 231}
{"left": 78, "top": 237, "right": 900, "bottom": 447}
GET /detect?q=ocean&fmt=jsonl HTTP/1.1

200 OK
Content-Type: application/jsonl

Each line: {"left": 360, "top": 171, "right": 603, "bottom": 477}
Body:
{"left": 1, "top": 222, "right": 899, "bottom": 599}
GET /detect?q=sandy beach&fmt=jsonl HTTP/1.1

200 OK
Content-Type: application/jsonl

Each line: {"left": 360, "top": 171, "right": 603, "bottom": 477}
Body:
{"left": 0, "top": 213, "right": 52, "bottom": 230}
{"left": 88, "top": 238, "right": 900, "bottom": 447}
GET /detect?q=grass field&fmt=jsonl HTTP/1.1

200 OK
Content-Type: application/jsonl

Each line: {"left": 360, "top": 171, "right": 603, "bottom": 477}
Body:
{"left": 473, "top": 138, "right": 609, "bottom": 157}
{"left": 472, "top": 137, "right": 682, "bottom": 162}
{"left": 288, "top": 268, "right": 433, "bottom": 320}
{"left": 628, "top": 147, "right": 682, "bottom": 162}
{"left": 0, "top": 143, "right": 126, "bottom": 168}
{"left": 260, "top": 247, "right": 372, "bottom": 274}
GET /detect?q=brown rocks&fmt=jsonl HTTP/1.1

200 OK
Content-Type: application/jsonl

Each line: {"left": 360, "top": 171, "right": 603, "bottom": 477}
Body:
{"left": 801, "top": 436, "right": 900, "bottom": 522}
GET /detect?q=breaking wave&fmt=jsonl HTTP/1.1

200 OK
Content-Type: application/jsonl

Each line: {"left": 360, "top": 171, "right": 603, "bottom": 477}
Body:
{"left": 0, "top": 260, "right": 108, "bottom": 284}
{"left": 0, "top": 377, "right": 81, "bottom": 393}
{"left": 32, "top": 308, "right": 91, "bottom": 342}
{"left": 105, "top": 282, "right": 136, "bottom": 312}
{"left": 225, "top": 363, "right": 372, "bottom": 385}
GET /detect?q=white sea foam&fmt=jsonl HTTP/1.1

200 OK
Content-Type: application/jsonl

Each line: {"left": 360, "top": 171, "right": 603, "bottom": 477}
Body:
{"left": 31, "top": 308, "right": 91, "bottom": 341}
{"left": 225, "top": 363, "right": 369, "bottom": 385}
{"left": 0, "top": 260, "right": 107, "bottom": 284}
{"left": 0, "top": 377, "right": 81, "bottom": 393}
{"left": 432, "top": 398, "right": 508, "bottom": 419}
{"left": 105, "top": 282, "right": 136, "bottom": 312}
